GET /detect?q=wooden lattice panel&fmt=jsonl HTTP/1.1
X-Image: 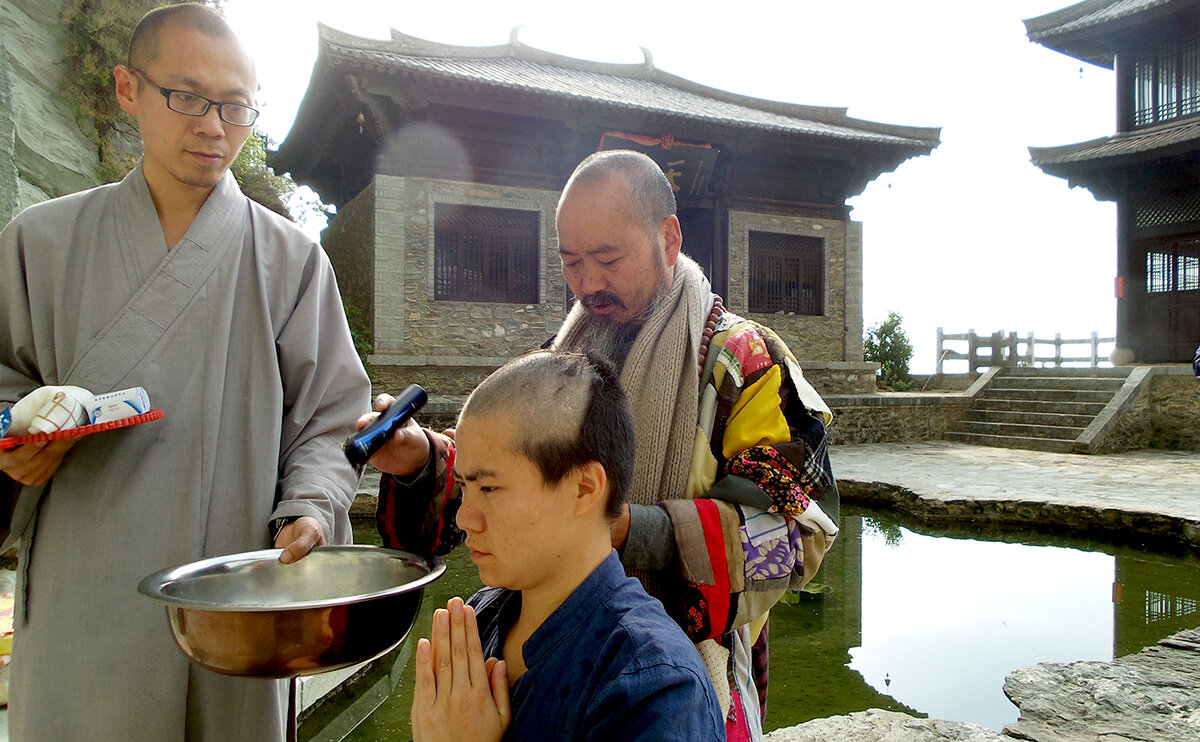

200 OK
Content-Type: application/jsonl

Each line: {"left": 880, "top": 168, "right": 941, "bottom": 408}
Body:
{"left": 434, "top": 204, "right": 539, "bottom": 303}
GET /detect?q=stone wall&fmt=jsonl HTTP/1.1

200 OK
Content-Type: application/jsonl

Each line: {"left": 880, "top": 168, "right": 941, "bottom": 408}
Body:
{"left": 370, "top": 363, "right": 500, "bottom": 398}
{"left": 800, "top": 362, "right": 880, "bottom": 395}
{"left": 824, "top": 393, "right": 973, "bottom": 445}
{"left": 727, "top": 211, "right": 858, "bottom": 362}
{"left": 1101, "top": 368, "right": 1200, "bottom": 452}
{"left": 366, "top": 178, "right": 864, "bottom": 368}
{"left": 374, "top": 362, "right": 881, "bottom": 398}
{"left": 366, "top": 384, "right": 975, "bottom": 446}
{"left": 369, "top": 174, "right": 563, "bottom": 363}
{"left": 0, "top": 0, "right": 98, "bottom": 222}
{"left": 1147, "top": 373, "right": 1200, "bottom": 449}
{"left": 1096, "top": 378, "right": 1153, "bottom": 454}
{"left": 323, "top": 184, "right": 375, "bottom": 334}
{"left": 368, "top": 367, "right": 1195, "bottom": 452}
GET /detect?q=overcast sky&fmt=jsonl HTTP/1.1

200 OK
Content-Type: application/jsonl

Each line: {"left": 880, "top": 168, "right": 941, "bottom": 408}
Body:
{"left": 225, "top": 0, "right": 1117, "bottom": 373}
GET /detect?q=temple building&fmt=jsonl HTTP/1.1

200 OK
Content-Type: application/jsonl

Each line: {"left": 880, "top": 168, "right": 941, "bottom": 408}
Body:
{"left": 275, "top": 26, "right": 940, "bottom": 393}
{"left": 1026, "top": 0, "right": 1200, "bottom": 364}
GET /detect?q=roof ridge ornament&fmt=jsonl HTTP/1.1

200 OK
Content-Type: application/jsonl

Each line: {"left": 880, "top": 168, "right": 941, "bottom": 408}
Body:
{"left": 509, "top": 25, "right": 525, "bottom": 47}
{"left": 640, "top": 46, "right": 654, "bottom": 68}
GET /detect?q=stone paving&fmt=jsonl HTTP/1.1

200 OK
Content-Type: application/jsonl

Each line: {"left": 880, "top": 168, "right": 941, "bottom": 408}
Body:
{"left": 830, "top": 441, "right": 1200, "bottom": 521}
{"left": 829, "top": 441, "right": 1200, "bottom": 547}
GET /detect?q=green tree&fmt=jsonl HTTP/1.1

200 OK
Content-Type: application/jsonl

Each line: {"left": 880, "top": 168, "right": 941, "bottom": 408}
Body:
{"left": 232, "top": 131, "right": 293, "bottom": 218}
{"left": 864, "top": 311, "right": 914, "bottom": 390}
{"left": 61, "top": 0, "right": 161, "bottom": 182}
{"left": 342, "top": 299, "right": 373, "bottom": 367}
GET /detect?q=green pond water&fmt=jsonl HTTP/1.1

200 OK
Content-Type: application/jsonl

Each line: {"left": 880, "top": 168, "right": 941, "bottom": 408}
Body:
{"left": 321, "top": 505, "right": 1200, "bottom": 739}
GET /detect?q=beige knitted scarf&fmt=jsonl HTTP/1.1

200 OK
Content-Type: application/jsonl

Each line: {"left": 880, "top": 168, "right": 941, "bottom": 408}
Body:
{"left": 554, "top": 254, "right": 711, "bottom": 507}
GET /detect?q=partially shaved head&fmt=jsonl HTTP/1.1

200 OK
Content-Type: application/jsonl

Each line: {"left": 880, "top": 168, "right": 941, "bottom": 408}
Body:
{"left": 128, "top": 2, "right": 249, "bottom": 76}
{"left": 459, "top": 351, "right": 634, "bottom": 518}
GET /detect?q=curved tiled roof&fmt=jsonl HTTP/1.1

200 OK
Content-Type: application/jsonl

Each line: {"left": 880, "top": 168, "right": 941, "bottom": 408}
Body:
{"left": 316, "top": 25, "right": 940, "bottom": 150}
{"left": 1024, "top": 0, "right": 1186, "bottom": 67}
{"left": 1026, "top": 0, "right": 1174, "bottom": 38}
{"left": 1030, "top": 118, "right": 1200, "bottom": 166}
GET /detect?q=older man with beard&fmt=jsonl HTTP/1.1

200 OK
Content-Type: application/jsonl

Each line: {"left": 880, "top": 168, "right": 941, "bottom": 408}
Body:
{"left": 367, "top": 150, "right": 839, "bottom": 741}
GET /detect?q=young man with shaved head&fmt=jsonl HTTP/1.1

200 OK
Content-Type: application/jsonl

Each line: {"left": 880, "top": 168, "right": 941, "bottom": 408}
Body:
{"left": 0, "top": 4, "right": 369, "bottom": 739}
{"left": 406, "top": 351, "right": 722, "bottom": 741}
{"left": 372, "top": 150, "right": 840, "bottom": 740}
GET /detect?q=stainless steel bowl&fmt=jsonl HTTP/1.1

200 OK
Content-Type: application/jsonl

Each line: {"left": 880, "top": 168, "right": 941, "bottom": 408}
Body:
{"left": 138, "top": 546, "right": 445, "bottom": 678}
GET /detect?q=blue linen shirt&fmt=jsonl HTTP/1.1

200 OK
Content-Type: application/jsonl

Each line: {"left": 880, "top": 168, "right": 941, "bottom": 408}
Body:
{"left": 468, "top": 550, "right": 725, "bottom": 741}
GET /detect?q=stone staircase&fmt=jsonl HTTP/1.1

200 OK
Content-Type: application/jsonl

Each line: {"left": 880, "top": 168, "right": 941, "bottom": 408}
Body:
{"left": 946, "top": 367, "right": 1134, "bottom": 453}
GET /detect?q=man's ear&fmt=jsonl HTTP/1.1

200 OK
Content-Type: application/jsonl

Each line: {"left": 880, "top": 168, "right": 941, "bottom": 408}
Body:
{"left": 659, "top": 214, "right": 683, "bottom": 268}
{"left": 114, "top": 66, "right": 139, "bottom": 117}
{"left": 573, "top": 460, "right": 609, "bottom": 518}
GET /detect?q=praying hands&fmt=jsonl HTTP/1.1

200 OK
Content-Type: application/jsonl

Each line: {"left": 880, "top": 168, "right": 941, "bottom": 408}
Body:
{"left": 411, "top": 597, "right": 511, "bottom": 742}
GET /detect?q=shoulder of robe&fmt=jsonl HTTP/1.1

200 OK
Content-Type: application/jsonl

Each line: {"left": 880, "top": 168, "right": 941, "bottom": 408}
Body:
{"left": 1, "top": 184, "right": 122, "bottom": 266}
{"left": 4, "top": 182, "right": 119, "bottom": 235}
{"left": 245, "top": 198, "right": 314, "bottom": 243}
{"left": 243, "top": 197, "right": 332, "bottom": 266}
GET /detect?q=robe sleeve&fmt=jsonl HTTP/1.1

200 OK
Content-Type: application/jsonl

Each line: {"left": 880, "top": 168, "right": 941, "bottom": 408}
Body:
{"left": 622, "top": 320, "right": 839, "bottom": 642}
{"left": 268, "top": 224, "right": 372, "bottom": 546}
{"left": 375, "top": 430, "right": 464, "bottom": 557}
{"left": 0, "top": 214, "right": 46, "bottom": 545}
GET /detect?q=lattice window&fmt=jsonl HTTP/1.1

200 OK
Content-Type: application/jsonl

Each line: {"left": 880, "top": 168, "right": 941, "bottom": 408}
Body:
{"left": 434, "top": 205, "right": 539, "bottom": 303}
{"left": 748, "top": 231, "right": 823, "bottom": 315}
{"left": 1132, "top": 36, "right": 1200, "bottom": 127}
{"left": 1148, "top": 251, "right": 1173, "bottom": 292}
{"left": 1135, "top": 57, "right": 1155, "bottom": 127}
{"left": 1145, "top": 239, "right": 1200, "bottom": 293}
{"left": 1180, "top": 251, "right": 1200, "bottom": 291}
{"left": 1134, "top": 191, "right": 1200, "bottom": 228}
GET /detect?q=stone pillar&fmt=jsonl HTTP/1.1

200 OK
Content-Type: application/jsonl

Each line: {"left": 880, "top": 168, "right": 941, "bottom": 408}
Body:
{"left": 373, "top": 174, "right": 407, "bottom": 356}
{"left": 844, "top": 220, "right": 864, "bottom": 362}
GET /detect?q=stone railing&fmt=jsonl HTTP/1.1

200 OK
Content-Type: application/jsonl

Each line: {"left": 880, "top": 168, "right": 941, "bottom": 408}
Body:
{"left": 936, "top": 328, "right": 1115, "bottom": 374}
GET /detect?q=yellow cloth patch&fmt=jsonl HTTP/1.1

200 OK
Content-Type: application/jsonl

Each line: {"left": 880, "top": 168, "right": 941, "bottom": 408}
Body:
{"left": 722, "top": 365, "right": 790, "bottom": 460}
{"left": 686, "top": 425, "right": 718, "bottom": 500}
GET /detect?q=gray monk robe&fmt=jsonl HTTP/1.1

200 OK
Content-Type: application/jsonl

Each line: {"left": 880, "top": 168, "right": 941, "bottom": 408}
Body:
{"left": 0, "top": 164, "right": 371, "bottom": 741}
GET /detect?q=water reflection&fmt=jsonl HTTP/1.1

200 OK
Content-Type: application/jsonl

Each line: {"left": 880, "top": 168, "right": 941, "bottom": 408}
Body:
{"left": 332, "top": 508, "right": 1200, "bottom": 739}
{"left": 768, "top": 504, "right": 1200, "bottom": 732}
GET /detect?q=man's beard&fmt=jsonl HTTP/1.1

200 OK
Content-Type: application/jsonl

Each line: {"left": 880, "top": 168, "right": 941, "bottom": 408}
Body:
{"left": 570, "top": 269, "right": 671, "bottom": 370}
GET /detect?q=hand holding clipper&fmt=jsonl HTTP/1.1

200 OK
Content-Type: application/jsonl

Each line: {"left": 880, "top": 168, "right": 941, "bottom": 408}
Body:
{"left": 344, "top": 384, "right": 427, "bottom": 466}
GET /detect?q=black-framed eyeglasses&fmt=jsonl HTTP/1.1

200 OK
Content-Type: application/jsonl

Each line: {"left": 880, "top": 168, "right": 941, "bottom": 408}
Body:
{"left": 129, "top": 68, "right": 259, "bottom": 127}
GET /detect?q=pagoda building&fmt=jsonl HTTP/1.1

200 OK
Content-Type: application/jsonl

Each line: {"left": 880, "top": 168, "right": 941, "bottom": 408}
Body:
{"left": 275, "top": 26, "right": 940, "bottom": 392}
{"left": 1027, "top": 0, "right": 1200, "bottom": 363}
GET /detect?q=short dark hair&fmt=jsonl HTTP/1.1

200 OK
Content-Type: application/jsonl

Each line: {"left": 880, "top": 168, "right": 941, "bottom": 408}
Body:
{"left": 561, "top": 150, "right": 677, "bottom": 239}
{"left": 128, "top": 2, "right": 239, "bottom": 70}
{"left": 460, "top": 350, "right": 634, "bottom": 520}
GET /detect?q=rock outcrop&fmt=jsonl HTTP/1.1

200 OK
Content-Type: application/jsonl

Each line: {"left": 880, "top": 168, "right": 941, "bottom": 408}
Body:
{"left": 1003, "top": 627, "right": 1200, "bottom": 742}
{"left": 0, "top": 0, "right": 98, "bottom": 221}
{"left": 764, "top": 708, "right": 1007, "bottom": 741}
{"left": 766, "top": 626, "right": 1200, "bottom": 741}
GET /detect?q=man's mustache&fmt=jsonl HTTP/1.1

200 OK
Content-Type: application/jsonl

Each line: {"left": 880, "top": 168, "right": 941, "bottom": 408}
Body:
{"left": 581, "top": 292, "right": 626, "bottom": 310}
